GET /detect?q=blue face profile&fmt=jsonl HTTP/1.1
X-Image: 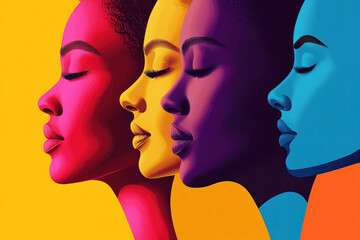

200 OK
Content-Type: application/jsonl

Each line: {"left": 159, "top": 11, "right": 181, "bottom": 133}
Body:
{"left": 268, "top": 0, "right": 360, "bottom": 177}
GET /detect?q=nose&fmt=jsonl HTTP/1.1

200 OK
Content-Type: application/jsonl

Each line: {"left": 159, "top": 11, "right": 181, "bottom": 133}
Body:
{"left": 161, "top": 77, "right": 189, "bottom": 115}
{"left": 120, "top": 82, "right": 146, "bottom": 113}
{"left": 38, "top": 86, "right": 63, "bottom": 116}
{"left": 268, "top": 87, "right": 291, "bottom": 111}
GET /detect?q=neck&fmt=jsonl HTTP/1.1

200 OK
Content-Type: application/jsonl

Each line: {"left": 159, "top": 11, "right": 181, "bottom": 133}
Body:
{"left": 98, "top": 165, "right": 177, "bottom": 240}
{"left": 259, "top": 192, "right": 307, "bottom": 240}
{"left": 229, "top": 150, "right": 315, "bottom": 207}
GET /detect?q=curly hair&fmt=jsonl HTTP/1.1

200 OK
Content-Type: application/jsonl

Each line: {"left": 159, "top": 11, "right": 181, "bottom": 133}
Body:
{"left": 102, "top": 0, "right": 154, "bottom": 58}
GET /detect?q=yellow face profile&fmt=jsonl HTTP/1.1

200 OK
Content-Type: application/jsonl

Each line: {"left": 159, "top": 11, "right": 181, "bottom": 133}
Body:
{"left": 120, "top": 0, "right": 190, "bottom": 178}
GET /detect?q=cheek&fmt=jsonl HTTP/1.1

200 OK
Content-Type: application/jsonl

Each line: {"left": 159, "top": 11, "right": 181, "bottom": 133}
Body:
{"left": 152, "top": 110, "right": 174, "bottom": 143}
{"left": 60, "top": 77, "right": 116, "bottom": 153}
{"left": 290, "top": 64, "right": 332, "bottom": 127}
{"left": 186, "top": 70, "right": 240, "bottom": 137}
{"left": 61, "top": 88, "right": 104, "bottom": 134}
{"left": 65, "top": 116, "right": 114, "bottom": 162}
{"left": 145, "top": 72, "right": 181, "bottom": 135}
{"left": 148, "top": 77, "right": 177, "bottom": 107}
{"left": 189, "top": 70, "right": 260, "bottom": 156}
{"left": 291, "top": 63, "right": 360, "bottom": 153}
{"left": 187, "top": 72, "right": 225, "bottom": 116}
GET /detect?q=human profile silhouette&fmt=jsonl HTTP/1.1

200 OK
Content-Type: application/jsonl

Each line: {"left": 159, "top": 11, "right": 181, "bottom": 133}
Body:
{"left": 161, "top": 0, "right": 314, "bottom": 239}
{"left": 38, "top": 1, "right": 177, "bottom": 239}
{"left": 120, "top": 0, "right": 191, "bottom": 180}
{"left": 268, "top": 0, "right": 360, "bottom": 177}
{"left": 268, "top": 0, "right": 360, "bottom": 238}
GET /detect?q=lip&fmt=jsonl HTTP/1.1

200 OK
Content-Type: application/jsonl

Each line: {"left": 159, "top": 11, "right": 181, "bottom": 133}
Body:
{"left": 43, "top": 123, "right": 64, "bottom": 154}
{"left": 131, "top": 122, "right": 151, "bottom": 150}
{"left": 277, "top": 119, "right": 297, "bottom": 151}
{"left": 170, "top": 124, "right": 193, "bottom": 157}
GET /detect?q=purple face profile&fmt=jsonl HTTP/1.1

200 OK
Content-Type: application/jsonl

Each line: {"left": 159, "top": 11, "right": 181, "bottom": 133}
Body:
{"left": 162, "top": 0, "right": 296, "bottom": 187}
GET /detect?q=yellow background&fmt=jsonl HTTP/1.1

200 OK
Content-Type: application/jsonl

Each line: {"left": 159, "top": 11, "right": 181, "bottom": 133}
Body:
{"left": 1, "top": 0, "right": 133, "bottom": 239}
{"left": 0, "top": 1, "right": 269, "bottom": 239}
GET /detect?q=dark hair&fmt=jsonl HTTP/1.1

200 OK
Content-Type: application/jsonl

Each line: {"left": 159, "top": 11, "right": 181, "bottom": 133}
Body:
{"left": 102, "top": 0, "right": 155, "bottom": 58}
{"left": 227, "top": 0, "right": 303, "bottom": 29}
{"left": 227, "top": 0, "right": 304, "bottom": 64}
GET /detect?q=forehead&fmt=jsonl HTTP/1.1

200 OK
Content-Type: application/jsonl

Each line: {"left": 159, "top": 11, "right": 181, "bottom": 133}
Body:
{"left": 180, "top": 0, "right": 254, "bottom": 48}
{"left": 294, "top": 0, "right": 360, "bottom": 47}
{"left": 62, "top": 0, "right": 126, "bottom": 55}
{"left": 144, "top": 0, "right": 188, "bottom": 48}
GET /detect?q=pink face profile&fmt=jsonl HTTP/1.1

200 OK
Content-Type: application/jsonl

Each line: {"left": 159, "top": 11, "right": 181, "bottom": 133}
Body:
{"left": 38, "top": 0, "right": 141, "bottom": 183}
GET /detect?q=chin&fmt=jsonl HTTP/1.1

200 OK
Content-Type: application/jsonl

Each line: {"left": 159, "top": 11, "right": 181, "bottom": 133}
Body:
{"left": 49, "top": 158, "right": 88, "bottom": 184}
{"left": 49, "top": 165, "right": 74, "bottom": 184}
{"left": 179, "top": 160, "right": 215, "bottom": 188}
{"left": 138, "top": 153, "right": 180, "bottom": 179}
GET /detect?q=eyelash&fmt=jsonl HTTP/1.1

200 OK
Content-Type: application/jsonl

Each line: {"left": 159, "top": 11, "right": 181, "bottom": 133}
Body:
{"left": 62, "top": 71, "right": 88, "bottom": 80}
{"left": 144, "top": 67, "right": 170, "bottom": 78}
{"left": 184, "top": 66, "right": 215, "bottom": 78}
{"left": 294, "top": 64, "right": 316, "bottom": 74}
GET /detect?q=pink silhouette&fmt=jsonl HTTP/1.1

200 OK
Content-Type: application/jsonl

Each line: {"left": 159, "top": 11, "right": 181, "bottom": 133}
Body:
{"left": 38, "top": 0, "right": 176, "bottom": 239}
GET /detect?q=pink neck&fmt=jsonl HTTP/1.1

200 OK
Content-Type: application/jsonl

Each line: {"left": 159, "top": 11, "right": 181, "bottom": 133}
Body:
{"left": 98, "top": 166, "right": 176, "bottom": 240}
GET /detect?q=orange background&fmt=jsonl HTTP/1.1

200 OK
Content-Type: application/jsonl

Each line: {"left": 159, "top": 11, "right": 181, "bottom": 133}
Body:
{"left": 301, "top": 164, "right": 360, "bottom": 240}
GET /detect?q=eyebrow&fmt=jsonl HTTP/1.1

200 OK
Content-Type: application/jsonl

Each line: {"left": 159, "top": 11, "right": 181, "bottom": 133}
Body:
{"left": 294, "top": 35, "right": 327, "bottom": 49}
{"left": 144, "top": 39, "right": 180, "bottom": 56}
{"left": 182, "top": 37, "right": 225, "bottom": 55}
{"left": 60, "top": 41, "right": 101, "bottom": 57}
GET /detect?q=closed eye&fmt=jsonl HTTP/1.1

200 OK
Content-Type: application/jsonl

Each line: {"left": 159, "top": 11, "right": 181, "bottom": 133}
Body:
{"left": 144, "top": 67, "right": 170, "bottom": 78}
{"left": 184, "top": 66, "right": 214, "bottom": 78}
{"left": 62, "top": 71, "right": 88, "bottom": 80}
{"left": 294, "top": 64, "right": 316, "bottom": 74}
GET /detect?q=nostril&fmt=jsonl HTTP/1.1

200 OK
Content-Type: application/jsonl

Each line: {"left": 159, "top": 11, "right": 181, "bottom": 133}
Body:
{"left": 166, "top": 107, "right": 179, "bottom": 114}
{"left": 125, "top": 105, "right": 138, "bottom": 111}
{"left": 274, "top": 103, "right": 284, "bottom": 109}
{"left": 43, "top": 108, "right": 55, "bottom": 115}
